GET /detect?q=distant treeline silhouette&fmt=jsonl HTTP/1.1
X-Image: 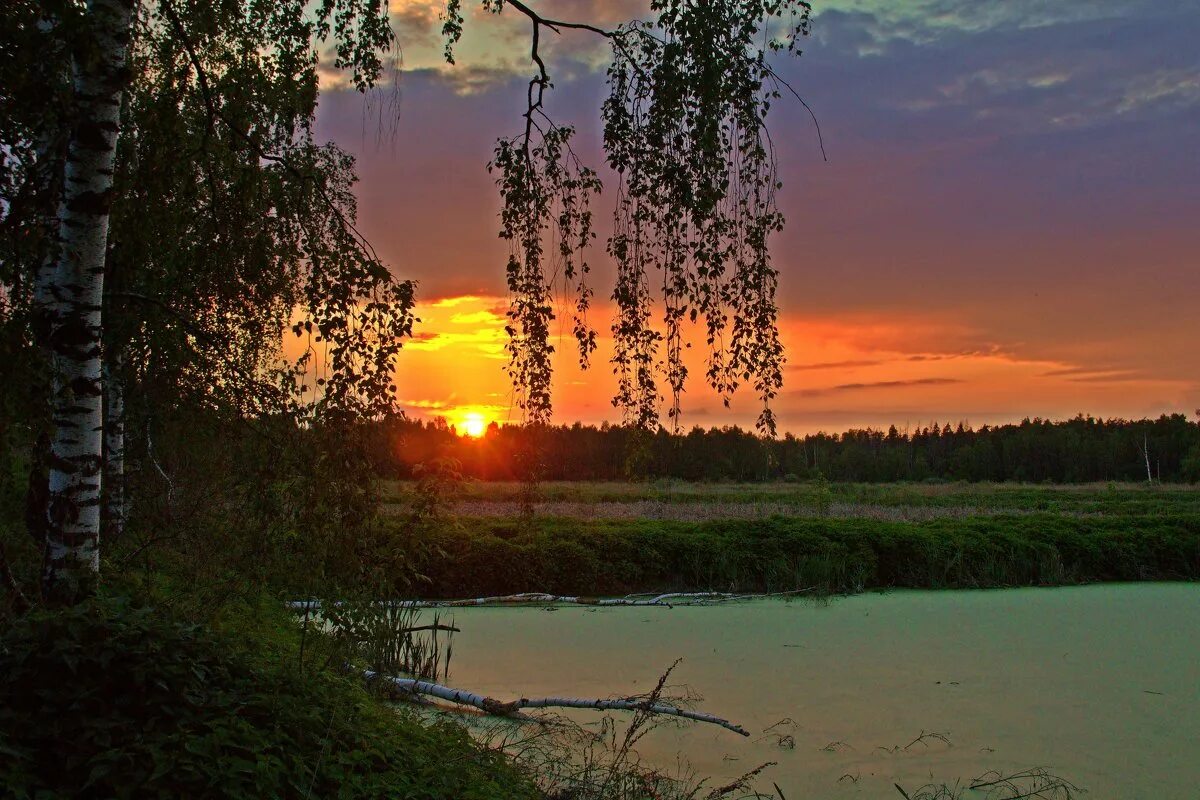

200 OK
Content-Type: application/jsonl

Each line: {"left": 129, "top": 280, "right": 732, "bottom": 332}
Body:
{"left": 366, "top": 413, "right": 1200, "bottom": 484}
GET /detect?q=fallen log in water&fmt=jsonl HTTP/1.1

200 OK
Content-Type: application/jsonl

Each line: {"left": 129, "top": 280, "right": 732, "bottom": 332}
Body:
{"left": 289, "top": 588, "right": 812, "bottom": 612}
{"left": 365, "top": 670, "right": 751, "bottom": 736}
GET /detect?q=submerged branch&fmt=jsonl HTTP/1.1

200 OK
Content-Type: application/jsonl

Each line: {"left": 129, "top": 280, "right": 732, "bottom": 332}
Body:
{"left": 365, "top": 670, "right": 750, "bottom": 736}
{"left": 290, "top": 588, "right": 813, "bottom": 611}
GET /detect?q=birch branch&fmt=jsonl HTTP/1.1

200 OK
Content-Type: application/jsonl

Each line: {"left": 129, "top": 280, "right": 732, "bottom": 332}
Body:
{"left": 290, "top": 588, "right": 812, "bottom": 612}
{"left": 365, "top": 670, "right": 750, "bottom": 736}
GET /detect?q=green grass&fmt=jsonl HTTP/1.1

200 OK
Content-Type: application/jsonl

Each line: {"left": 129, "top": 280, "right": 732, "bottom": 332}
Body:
{"left": 378, "top": 480, "right": 1200, "bottom": 598}
{"left": 383, "top": 479, "right": 1200, "bottom": 517}
{"left": 396, "top": 513, "right": 1200, "bottom": 598}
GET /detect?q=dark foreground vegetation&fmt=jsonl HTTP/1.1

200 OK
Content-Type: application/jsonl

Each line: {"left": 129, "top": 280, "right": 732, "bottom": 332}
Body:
{"left": 370, "top": 412, "right": 1200, "bottom": 483}
{"left": 0, "top": 414, "right": 552, "bottom": 799}
{"left": 0, "top": 597, "right": 537, "bottom": 799}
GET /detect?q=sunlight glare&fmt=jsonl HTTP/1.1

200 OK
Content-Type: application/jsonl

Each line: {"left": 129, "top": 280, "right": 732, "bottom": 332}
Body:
{"left": 461, "top": 412, "right": 487, "bottom": 438}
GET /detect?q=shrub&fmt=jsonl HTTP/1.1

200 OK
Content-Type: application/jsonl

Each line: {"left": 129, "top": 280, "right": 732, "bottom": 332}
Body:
{"left": 394, "top": 514, "right": 1200, "bottom": 597}
{"left": 0, "top": 598, "right": 538, "bottom": 799}
{"left": 1183, "top": 445, "right": 1200, "bottom": 484}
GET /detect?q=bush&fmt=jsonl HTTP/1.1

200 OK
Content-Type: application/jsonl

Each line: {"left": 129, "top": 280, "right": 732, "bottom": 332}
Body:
{"left": 1183, "top": 444, "right": 1200, "bottom": 484}
{"left": 395, "top": 514, "right": 1200, "bottom": 597}
{"left": 0, "top": 598, "right": 538, "bottom": 799}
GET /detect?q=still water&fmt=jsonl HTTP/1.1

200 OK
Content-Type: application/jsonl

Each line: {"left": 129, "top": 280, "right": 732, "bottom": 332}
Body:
{"left": 445, "top": 584, "right": 1199, "bottom": 799}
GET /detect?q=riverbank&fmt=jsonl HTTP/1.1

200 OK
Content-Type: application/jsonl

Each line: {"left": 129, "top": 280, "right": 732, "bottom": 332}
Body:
{"left": 397, "top": 513, "right": 1200, "bottom": 597}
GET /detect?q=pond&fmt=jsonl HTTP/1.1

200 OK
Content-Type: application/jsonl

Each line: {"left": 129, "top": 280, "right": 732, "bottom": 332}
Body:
{"left": 445, "top": 584, "right": 1199, "bottom": 798}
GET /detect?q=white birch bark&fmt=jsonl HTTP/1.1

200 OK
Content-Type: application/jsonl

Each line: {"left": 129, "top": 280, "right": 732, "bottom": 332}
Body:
{"left": 366, "top": 671, "right": 751, "bottom": 736}
{"left": 32, "top": 12, "right": 69, "bottom": 313}
{"left": 1143, "top": 434, "right": 1153, "bottom": 484}
{"left": 40, "top": 0, "right": 136, "bottom": 601}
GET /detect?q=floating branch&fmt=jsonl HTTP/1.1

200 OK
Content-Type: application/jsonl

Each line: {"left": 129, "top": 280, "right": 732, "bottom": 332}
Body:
{"left": 365, "top": 670, "right": 750, "bottom": 737}
{"left": 905, "top": 730, "right": 952, "bottom": 751}
{"left": 759, "top": 731, "right": 795, "bottom": 749}
{"left": 758, "top": 717, "right": 798, "bottom": 748}
{"left": 290, "top": 588, "right": 813, "bottom": 612}
{"left": 877, "top": 730, "right": 952, "bottom": 754}
{"left": 969, "top": 767, "right": 1081, "bottom": 799}
{"left": 896, "top": 767, "right": 1080, "bottom": 800}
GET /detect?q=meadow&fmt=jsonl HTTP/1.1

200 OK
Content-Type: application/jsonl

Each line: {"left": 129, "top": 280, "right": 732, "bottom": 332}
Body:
{"left": 378, "top": 480, "right": 1200, "bottom": 599}
{"left": 384, "top": 478, "right": 1200, "bottom": 517}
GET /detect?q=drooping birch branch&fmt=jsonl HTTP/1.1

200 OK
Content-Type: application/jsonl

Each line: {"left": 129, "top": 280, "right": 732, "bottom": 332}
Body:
{"left": 365, "top": 670, "right": 750, "bottom": 737}
{"left": 290, "top": 588, "right": 812, "bottom": 611}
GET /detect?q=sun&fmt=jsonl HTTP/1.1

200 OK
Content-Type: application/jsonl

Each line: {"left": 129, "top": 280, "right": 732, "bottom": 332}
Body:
{"left": 460, "top": 412, "right": 487, "bottom": 438}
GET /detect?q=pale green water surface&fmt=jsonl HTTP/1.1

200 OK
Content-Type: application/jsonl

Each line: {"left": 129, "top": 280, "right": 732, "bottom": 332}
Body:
{"left": 445, "top": 584, "right": 1200, "bottom": 799}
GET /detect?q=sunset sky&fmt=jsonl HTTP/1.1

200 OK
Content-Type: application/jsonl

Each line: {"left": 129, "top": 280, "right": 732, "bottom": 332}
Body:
{"left": 314, "top": 0, "right": 1199, "bottom": 435}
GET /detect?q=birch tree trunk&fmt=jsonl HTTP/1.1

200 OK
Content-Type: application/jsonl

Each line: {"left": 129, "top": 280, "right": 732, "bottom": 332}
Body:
{"left": 24, "top": 14, "right": 71, "bottom": 556}
{"left": 1143, "top": 434, "right": 1153, "bottom": 484}
{"left": 102, "top": 352, "right": 127, "bottom": 541}
{"left": 40, "top": 0, "right": 136, "bottom": 604}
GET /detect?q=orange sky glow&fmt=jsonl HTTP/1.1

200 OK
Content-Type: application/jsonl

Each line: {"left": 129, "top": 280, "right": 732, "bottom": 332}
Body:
{"left": 390, "top": 294, "right": 1195, "bottom": 436}
{"left": 311, "top": 1, "right": 1199, "bottom": 436}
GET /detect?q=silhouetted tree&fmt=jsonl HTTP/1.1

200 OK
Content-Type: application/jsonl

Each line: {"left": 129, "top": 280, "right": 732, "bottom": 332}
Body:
{"left": 368, "top": 413, "right": 1200, "bottom": 484}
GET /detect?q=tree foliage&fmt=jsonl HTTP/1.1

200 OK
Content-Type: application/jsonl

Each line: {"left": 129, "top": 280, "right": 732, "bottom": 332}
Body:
{"left": 1, "top": 0, "right": 414, "bottom": 427}
{"left": 110, "top": 0, "right": 414, "bottom": 422}
{"left": 463, "top": 0, "right": 813, "bottom": 435}
{"left": 491, "top": 127, "right": 600, "bottom": 422}
{"left": 0, "top": 0, "right": 416, "bottom": 602}
{"left": 369, "top": 413, "right": 1200, "bottom": 484}
{"left": 2, "top": 0, "right": 821, "bottom": 603}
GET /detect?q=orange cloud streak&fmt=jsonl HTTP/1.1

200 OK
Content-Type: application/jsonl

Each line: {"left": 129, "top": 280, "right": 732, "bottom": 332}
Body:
{"left": 392, "top": 295, "right": 1197, "bottom": 434}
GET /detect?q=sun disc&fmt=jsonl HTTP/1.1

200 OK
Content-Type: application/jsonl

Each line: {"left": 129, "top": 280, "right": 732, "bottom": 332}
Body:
{"left": 461, "top": 413, "right": 487, "bottom": 438}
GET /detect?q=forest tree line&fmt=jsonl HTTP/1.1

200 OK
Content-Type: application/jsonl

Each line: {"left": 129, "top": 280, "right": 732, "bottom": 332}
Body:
{"left": 366, "top": 413, "right": 1200, "bottom": 484}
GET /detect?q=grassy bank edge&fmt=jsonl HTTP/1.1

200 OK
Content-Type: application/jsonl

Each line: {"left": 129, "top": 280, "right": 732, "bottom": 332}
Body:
{"left": 401, "top": 513, "right": 1200, "bottom": 598}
